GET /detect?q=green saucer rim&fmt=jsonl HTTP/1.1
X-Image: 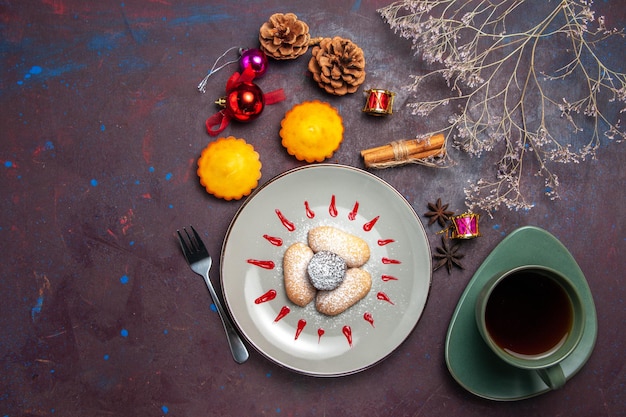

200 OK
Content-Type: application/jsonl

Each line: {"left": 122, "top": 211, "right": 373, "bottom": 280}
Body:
{"left": 444, "top": 225, "right": 598, "bottom": 401}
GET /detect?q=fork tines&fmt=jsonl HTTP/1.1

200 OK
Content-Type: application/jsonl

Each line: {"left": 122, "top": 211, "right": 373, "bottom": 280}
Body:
{"left": 177, "top": 226, "right": 206, "bottom": 259}
{"left": 179, "top": 226, "right": 196, "bottom": 250}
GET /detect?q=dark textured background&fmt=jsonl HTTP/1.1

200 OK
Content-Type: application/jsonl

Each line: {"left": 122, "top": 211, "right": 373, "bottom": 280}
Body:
{"left": 1, "top": 1, "right": 624, "bottom": 416}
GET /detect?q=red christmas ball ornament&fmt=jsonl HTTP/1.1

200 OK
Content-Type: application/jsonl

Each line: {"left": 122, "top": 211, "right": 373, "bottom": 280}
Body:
{"left": 205, "top": 68, "right": 286, "bottom": 136}
{"left": 239, "top": 48, "right": 268, "bottom": 78}
{"left": 225, "top": 81, "right": 265, "bottom": 122}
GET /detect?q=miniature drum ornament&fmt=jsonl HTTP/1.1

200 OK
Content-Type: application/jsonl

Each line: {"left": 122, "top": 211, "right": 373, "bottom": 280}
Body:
{"left": 362, "top": 89, "right": 395, "bottom": 116}
{"left": 451, "top": 212, "right": 481, "bottom": 239}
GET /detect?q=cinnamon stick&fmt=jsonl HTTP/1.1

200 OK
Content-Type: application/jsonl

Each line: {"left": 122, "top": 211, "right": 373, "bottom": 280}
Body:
{"left": 361, "top": 134, "right": 445, "bottom": 168}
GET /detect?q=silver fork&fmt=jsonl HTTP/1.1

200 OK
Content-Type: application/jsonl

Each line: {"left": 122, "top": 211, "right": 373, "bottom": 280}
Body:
{"left": 177, "top": 226, "right": 249, "bottom": 364}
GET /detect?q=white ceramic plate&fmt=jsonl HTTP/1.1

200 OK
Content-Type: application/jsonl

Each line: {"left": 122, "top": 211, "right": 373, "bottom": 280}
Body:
{"left": 220, "top": 164, "right": 431, "bottom": 376}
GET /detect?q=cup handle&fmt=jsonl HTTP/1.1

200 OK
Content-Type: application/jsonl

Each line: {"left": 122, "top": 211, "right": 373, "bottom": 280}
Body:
{"left": 537, "top": 364, "right": 566, "bottom": 389}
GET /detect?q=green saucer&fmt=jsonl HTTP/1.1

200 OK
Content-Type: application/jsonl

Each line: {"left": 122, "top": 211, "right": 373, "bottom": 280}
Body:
{"left": 445, "top": 226, "right": 597, "bottom": 401}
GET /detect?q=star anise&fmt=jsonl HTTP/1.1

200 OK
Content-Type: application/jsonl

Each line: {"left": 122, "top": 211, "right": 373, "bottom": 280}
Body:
{"left": 424, "top": 198, "right": 454, "bottom": 227}
{"left": 433, "top": 236, "right": 464, "bottom": 274}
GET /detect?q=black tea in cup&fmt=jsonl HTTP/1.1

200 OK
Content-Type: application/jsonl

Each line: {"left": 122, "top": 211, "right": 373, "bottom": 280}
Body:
{"left": 484, "top": 269, "right": 574, "bottom": 358}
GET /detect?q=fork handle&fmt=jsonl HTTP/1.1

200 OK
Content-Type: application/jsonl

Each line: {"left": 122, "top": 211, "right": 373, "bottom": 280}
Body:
{"left": 202, "top": 273, "right": 250, "bottom": 364}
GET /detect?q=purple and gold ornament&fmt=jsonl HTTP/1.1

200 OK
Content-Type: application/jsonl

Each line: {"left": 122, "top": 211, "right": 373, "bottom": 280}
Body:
{"left": 450, "top": 212, "right": 481, "bottom": 239}
{"left": 198, "top": 47, "right": 268, "bottom": 93}
{"left": 239, "top": 48, "right": 268, "bottom": 78}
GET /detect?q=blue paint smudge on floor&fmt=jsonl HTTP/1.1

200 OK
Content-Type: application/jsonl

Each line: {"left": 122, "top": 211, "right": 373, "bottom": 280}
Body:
{"left": 31, "top": 295, "right": 44, "bottom": 321}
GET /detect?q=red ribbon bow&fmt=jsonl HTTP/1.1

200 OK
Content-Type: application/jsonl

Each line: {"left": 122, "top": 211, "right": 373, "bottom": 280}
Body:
{"left": 205, "top": 67, "right": 286, "bottom": 136}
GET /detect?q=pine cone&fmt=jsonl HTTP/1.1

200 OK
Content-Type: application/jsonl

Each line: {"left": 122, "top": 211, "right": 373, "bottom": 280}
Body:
{"left": 308, "top": 37, "right": 366, "bottom": 96}
{"left": 259, "top": 13, "right": 311, "bottom": 60}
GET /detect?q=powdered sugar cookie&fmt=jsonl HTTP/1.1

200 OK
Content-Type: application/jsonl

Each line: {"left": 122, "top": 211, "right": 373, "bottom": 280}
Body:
{"left": 308, "top": 226, "right": 370, "bottom": 268}
{"left": 307, "top": 250, "right": 346, "bottom": 291}
{"left": 316, "top": 268, "right": 372, "bottom": 316}
{"left": 283, "top": 242, "right": 316, "bottom": 307}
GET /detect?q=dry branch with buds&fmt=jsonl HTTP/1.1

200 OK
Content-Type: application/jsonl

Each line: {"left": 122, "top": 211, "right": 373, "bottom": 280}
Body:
{"left": 379, "top": 0, "right": 625, "bottom": 214}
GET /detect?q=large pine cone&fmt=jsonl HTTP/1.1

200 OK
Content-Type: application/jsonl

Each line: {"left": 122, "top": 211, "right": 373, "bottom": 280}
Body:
{"left": 308, "top": 37, "right": 366, "bottom": 96}
{"left": 259, "top": 13, "right": 311, "bottom": 60}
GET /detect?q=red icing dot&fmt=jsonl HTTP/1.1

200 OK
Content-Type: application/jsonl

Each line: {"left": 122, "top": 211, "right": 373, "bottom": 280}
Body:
{"left": 381, "top": 257, "right": 401, "bottom": 265}
{"left": 295, "top": 319, "right": 306, "bottom": 340}
{"left": 247, "top": 259, "right": 275, "bottom": 269}
{"left": 329, "top": 195, "right": 338, "bottom": 217}
{"left": 254, "top": 289, "right": 276, "bottom": 304}
{"left": 342, "top": 326, "right": 353, "bottom": 347}
{"left": 275, "top": 209, "right": 295, "bottom": 231}
{"left": 304, "top": 201, "right": 315, "bottom": 218}
{"left": 377, "top": 292, "right": 395, "bottom": 305}
{"left": 274, "top": 306, "right": 290, "bottom": 322}
{"left": 381, "top": 275, "right": 398, "bottom": 282}
{"left": 348, "top": 201, "right": 359, "bottom": 221}
{"left": 263, "top": 234, "right": 283, "bottom": 246}
{"left": 317, "top": 328, "right": 325, "bottom": 343}
{"left": 363, "top": 216, "right": 379, "bottom": 231}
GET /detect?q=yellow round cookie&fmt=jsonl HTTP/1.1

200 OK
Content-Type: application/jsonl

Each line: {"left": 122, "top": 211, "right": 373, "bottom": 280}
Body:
{"left": 280, "top": 100, "right": 344, "bottom": 162}
{"left": 197, "top": 136, "right": 262, "bottom": 200}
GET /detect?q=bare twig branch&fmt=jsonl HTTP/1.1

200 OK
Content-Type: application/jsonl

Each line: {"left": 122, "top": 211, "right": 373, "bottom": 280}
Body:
{"left": 379, "top": 0, "right": 625, "bottom": 214}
